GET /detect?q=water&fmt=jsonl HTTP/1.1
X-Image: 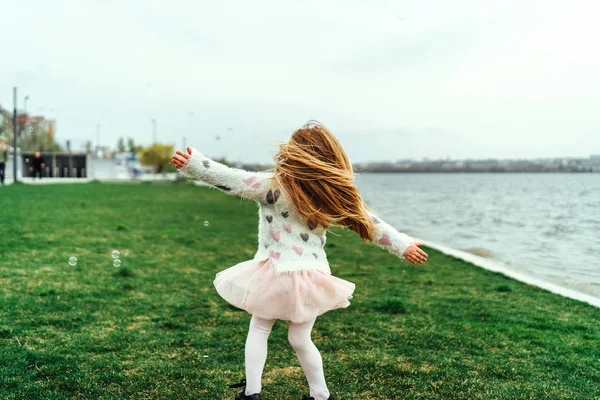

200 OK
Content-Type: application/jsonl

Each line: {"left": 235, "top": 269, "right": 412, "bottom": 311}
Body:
{"left": 354, "top": 173, "right": 600, "bottom": 299}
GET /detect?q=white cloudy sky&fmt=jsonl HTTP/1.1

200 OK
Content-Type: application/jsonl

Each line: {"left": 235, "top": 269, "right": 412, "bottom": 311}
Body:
{"left": 1, "top": 0, "right": 599, "bottom": 163}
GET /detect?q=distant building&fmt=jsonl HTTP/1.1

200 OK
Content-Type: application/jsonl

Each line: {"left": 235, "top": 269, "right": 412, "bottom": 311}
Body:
{"left": 17, "top": 114, "right": 56, "bottom": 140}
{"left": 0, "top": 105, "right": 9, "bottom": 123}
{"left": 0, "top": 106, "right": 12, "bottom": 141}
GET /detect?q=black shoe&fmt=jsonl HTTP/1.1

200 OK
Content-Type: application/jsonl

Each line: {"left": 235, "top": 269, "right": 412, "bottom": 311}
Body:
{"left": 302, "top": 395, "right": 334, "bottom": 400}
{"left": 228, "top": 378, "right": 261, "bottom": 400}
{"left": 235, "top": 390, "right": 260, "bottom": 400}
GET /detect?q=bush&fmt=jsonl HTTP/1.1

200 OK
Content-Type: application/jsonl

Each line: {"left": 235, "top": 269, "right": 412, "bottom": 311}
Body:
{"left": 139, "top": 143, "right": 175, "bottom": 173}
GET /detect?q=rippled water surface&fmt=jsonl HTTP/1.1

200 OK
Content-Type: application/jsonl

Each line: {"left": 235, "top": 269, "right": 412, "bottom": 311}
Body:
{"left": 355, "top": 173, "right": 600, "bottom": 299}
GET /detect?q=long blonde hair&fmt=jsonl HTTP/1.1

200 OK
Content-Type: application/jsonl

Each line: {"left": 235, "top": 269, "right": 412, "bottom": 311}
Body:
{"left": 270, "top": 121, "right": 376, "bottom": 242}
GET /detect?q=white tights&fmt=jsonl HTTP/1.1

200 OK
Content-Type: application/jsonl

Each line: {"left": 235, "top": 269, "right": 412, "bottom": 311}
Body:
{"left": 244, "top": 314, "right": 331, "bottom": 400}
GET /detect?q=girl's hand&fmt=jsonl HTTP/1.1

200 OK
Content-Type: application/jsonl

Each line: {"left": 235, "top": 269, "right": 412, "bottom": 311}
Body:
{"left": 172, "top": 147, "right": 193, "bottom": 169}
{"left": 403, "top": 242, "right": 428, "bottom": 264}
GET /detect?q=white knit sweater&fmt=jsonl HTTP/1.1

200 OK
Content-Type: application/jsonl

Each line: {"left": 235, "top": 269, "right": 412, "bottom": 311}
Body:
{"left": 180, "top": 148, "right": 415, "bottom": 274}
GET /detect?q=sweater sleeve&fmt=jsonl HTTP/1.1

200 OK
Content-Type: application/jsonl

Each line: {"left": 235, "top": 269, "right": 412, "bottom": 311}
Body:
{"left": 366, "top": 209, "right": 415, "bottom": 260}
{"left": 179, "top": 147, "right": 275, "bottom": 203}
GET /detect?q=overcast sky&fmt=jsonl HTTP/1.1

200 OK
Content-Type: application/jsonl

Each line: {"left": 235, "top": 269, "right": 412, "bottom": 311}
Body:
{"left": 1, "top": 0, "right": 599, "bottom": 163}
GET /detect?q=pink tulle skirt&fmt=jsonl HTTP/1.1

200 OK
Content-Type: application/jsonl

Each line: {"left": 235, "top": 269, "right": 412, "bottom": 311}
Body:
{"left": 213, "top": 258, "right": 356, "bottom": 324}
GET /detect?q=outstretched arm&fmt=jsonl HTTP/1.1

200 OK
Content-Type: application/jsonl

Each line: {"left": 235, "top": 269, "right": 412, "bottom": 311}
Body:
{"left": 366, "top": 209, "right": 428, "bottom": 264}
{"left": 172, "top": 147, "right": 274, "bottom": 203}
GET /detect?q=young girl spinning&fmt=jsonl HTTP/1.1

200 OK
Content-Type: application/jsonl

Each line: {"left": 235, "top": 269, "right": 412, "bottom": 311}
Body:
{"left": 171, "top": 121, "right": 428, "bottom": 400}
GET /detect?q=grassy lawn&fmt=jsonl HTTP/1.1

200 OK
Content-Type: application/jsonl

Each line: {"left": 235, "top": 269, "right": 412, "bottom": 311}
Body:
{"left": 0, "top": 182, "right": 599, "bottom": 400}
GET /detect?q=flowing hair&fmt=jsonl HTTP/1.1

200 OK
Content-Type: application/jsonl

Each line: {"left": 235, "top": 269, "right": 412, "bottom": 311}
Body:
{"left": 270, "top": 120, "right": 376, "bottom": 242}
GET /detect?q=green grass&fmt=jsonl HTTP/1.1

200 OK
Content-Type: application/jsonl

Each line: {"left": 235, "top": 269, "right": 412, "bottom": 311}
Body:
{"left": 1, "top": 182, "right": 599, "bottom": 400}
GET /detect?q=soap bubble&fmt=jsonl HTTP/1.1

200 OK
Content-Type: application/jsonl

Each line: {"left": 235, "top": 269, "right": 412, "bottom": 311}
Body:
{"left": 25, "top": 158, "right": 29, "bottom": 163}
{"left": 68, "top": 257, "right": 77, "bottom": 266}
{"left": 111, "top": 250, "right": 120, "bottom": 259}
{"left": 113, "top": 259, "right": 121, "bottom": 268}
{"left": 204, "top": 221, "right": 209, "bottom": 227}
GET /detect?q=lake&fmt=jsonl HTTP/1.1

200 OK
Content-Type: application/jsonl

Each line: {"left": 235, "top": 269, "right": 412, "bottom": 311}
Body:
{"left": 354, "top": 173, "right": 600, "bottom": 301}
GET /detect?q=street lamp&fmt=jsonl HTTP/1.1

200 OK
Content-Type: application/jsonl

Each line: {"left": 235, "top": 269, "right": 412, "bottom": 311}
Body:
{"left": 96, "top": 124, "right": 101, "bottom": 156}
{"left": 24, "top": 95, "right": 29, "bottom": 151}
{"left": 187, "top": 110, "right": 194, "bottom": 150}
{"left": 151, "top": 118, "right": 157, "bottom": 144}
{"left": 12, "top": 87, "right": 18, "bottom": 183}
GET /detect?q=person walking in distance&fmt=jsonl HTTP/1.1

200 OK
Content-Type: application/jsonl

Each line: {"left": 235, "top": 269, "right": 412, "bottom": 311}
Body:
{"left": 0, "top": 139, "right": 8, "bottom": 185}
{"left": 32, "top": 151, "right": 45, "bottom": 180}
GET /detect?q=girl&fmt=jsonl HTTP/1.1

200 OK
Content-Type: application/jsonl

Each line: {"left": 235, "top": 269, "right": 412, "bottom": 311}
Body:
{"left": 171, "top": 121, "right": 428, "bottom": 400}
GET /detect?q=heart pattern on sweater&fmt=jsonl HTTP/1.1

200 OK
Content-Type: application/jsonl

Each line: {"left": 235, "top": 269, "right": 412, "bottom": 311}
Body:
{"left": 281, "top": 211, "right": 289, "bottom": 218}
{"left": 300, "top": 233, "right": 309, "bottom": 242}
{"left": 269, "top": 229, "right": 280, "bottom": 242}
{"left": 269, "top": 250, "right": 281, "bottom": 260}
{"left": 372, "top": 216, "right": 380, "bottom": 224}
{"left": 266, "top": 189, "right": 280, "bottom": 204}
{"left": 243, "top": 176, "right": 261, "bottom": 189}
{"left": 319, "top": 236, "right": 325, "bottom": 246}
{"left": 266, "top": 215, "right": 273, "bottom": 223}
{"left": 313, "top": 253, "right": 318, "bottom": 259}
{"left": 378, "top": 233, "right": 392, "bottom": 246}
{"left": 283, "top": 223, "right": 292, "bottom": 233}
{"left": 307, "top": 220, "right": 317, "bottom": 230}
{"left": 202, "top": 160, "right": 210, "bottom": 168}
{"left": 293, "top": 245, "right": 304, "bottom": 256}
